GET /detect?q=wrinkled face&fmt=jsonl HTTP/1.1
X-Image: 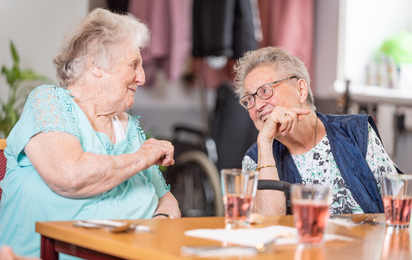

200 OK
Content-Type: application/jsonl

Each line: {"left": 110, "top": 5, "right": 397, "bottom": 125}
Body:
{"left": 243, "top": 64, "right": 300, "bottom": 131}
{"left": 100, "top": 40, "right": 145, "bottom": 112}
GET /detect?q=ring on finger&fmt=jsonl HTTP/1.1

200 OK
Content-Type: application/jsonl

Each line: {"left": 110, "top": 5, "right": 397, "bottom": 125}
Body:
{"left": 283, "top": 113, "right": 289, "bottom": 117}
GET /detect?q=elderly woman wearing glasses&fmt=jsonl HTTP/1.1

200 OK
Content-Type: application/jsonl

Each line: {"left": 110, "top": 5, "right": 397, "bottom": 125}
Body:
{"left": 234, "top": 46, "right": 400, "bottom": 216}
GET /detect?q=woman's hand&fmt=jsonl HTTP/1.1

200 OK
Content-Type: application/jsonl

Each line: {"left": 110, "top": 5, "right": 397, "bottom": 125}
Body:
{"left": 136, "top": 138, "right": 175, "bottom": 169}
{"left": 260, "top": 106, "right": 310, "bottom": 141}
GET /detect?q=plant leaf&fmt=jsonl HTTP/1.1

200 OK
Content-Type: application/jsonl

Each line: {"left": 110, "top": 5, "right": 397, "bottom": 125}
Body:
{"left": 10, "top": 41, "right": 20, "bottom": 70}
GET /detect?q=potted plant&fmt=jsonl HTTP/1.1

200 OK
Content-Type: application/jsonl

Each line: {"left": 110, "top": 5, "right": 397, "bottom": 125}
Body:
{"left": 0, "top": 41, "right": 49, "bottom": 138}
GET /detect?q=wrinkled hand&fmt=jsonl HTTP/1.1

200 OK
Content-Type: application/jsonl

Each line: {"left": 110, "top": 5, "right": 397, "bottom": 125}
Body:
{"left": 137, "top": 138, "right": 175, "bottom": 169}
{"left": 260, "top": 106, "right": 310, "bottom": 141}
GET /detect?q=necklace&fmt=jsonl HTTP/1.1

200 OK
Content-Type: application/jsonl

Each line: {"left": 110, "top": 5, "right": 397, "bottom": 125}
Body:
{"left": 310, "top": 117, "right": 319, "bottom": 183}
{"left": 71, "top": 95, "right": 114, "bottom": 141}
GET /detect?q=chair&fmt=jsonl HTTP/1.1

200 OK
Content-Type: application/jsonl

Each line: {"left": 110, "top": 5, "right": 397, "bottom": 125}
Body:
{"left": 257, "top": 180, "right": 292, "bottom": 215}
{"left": 0, "top": 139, "right": 7, "bottom": 201}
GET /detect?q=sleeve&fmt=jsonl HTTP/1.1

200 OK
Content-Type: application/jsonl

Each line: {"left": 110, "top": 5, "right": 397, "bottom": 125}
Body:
{"left": 7, "top": 85, "right": 79, "bottom": 157}
{"left": 242, "top": 155, "right": 257, "bottom": 171}
{"left": 147, "top": 166, "right": 170, "bottom": 198}
{"left": 365, "top": 123, "right": 398, "bottom": 197}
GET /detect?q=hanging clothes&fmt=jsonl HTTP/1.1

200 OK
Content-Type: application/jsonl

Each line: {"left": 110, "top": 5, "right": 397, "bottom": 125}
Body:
{"left": 192, "top": 0, "right": 258, "bottom": 59}
{"left": 258, "top": 0, "right": 315, "bottom": 87}
{"left": 107, "top": 0, "right": 129, "bottom": 14}
{"left": 128, "top": 0, "right": 192, "bottom": 87}
{"left": 191, "top": 0, "right": 258, "bottom": 89}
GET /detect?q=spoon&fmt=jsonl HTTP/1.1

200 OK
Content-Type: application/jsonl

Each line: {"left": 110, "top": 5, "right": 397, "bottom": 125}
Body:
{"left": 349, "top": 215, "right": 369, "bottom": 224}
{"left": 73, "top": 220, "right": 150, "bottom": 233}
{"left": 109, "top": 223, "right": 137, "bottom": 233}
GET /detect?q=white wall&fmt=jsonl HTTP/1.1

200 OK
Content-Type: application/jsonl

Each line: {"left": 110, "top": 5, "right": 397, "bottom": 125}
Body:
{"left": 0, "top": 0, "right": 89, "bottom": 101}
{"left": 340, "top": 0, "right": 411, "bottom": 84}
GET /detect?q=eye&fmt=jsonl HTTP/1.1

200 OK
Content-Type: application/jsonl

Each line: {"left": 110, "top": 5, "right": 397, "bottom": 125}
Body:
{"left": 131, "top": 58, "right": 142, "bottom": 70}
{"left": 131, "top": 62, "right": 137, "bottom": 69}
{"left": 258, "top": 86, "right": 271, "bottom": 96}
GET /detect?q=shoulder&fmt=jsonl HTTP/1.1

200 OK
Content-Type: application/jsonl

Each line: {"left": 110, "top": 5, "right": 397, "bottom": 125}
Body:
{"left": 319, "top": 113, "right": 374, "bottom": 134}
{"left": 29, "top": 85, "right": 64, "bottom": 96}
{"left": 28, "top": 85, "right": 68, "bottom": 103}
{"left": 320, "top": 113, "right": 370, "bottom": 125}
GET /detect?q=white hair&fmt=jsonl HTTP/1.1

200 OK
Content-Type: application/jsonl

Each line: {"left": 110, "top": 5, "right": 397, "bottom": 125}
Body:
{"left": 53, "top": 8, "right": 150, "bottom": 88}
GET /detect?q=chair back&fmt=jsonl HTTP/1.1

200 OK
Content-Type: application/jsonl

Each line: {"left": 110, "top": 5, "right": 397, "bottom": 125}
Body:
{"left": 0, "top": 139, "right": 7, "bottom": 201}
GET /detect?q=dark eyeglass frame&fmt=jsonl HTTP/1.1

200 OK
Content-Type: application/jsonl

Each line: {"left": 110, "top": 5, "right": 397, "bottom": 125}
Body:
{"left": 239, "top": 76, "right": 299, "bottom": 110}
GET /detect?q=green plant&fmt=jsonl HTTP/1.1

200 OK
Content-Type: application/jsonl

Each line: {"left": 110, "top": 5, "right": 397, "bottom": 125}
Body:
{"left": 0, "top": 41, "right": 48, "bottom": 138}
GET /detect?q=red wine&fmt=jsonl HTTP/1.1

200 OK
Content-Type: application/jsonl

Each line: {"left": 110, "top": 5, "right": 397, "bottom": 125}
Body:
{"left": 383, "top": 195, "right": 412, "bottom": 226}
{"left": 292, "top": 200, "right": 329, "bottom": 244}
{"left": 223, "top": 194, "right": 253, "bottom": 223}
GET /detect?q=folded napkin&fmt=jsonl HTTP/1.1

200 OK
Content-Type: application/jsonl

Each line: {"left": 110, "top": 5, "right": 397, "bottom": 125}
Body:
{"left": 185, "top": 225, "right": 354, "bottom": 248}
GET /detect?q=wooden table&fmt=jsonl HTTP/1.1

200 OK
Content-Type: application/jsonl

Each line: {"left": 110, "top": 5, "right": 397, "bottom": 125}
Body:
{"left": 36, "top": 214, "right": 411, "bottom": 260}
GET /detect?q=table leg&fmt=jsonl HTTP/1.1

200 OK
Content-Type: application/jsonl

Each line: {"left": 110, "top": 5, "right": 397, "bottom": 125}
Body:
{"left": 41, "top": 235, "right": 59, "bottom": 260}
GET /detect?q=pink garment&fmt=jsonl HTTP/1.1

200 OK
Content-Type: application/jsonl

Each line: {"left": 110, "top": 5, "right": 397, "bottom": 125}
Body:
{"left": 258, "top": 0, "right": 315, "bottom": 92}
{"left": 128, "top": 0, "right": 192, "bottom": 87}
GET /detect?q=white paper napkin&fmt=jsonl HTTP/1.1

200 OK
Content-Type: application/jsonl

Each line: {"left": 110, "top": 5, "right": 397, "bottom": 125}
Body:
{"left": 185, "top": 225, "right": 355, "bottom": 248}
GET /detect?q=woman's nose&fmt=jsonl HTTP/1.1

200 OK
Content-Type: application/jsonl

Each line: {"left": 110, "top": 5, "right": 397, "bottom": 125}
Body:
{"left": 254, "top": 96, "right": 266, "bottom": 111}
{"left": 136, "top": 66, "right": 145, "bottom": 85}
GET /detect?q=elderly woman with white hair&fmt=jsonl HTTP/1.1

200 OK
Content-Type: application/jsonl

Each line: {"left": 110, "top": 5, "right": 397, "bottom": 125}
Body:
{"left": 234, "top": 46, "right": 400, "bottom": 216}
{"left": 0, "top": 8, "right": 180, "bottom": 258}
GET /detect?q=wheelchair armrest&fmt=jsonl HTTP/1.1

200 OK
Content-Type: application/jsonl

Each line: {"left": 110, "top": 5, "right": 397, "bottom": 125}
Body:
{"left": 257, "top": 179, "right": 292, "bottom": 215}
{"left": 257, "top": 180, "right": 291, "bottom": 192}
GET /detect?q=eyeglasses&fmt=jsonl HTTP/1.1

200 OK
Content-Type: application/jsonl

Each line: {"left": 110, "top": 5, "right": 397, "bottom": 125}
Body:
{"left": 239, "top": 76, "right": 299, "bottom": 110}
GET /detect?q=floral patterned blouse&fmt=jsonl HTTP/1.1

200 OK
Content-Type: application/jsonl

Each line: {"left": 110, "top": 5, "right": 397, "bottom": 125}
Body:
{"left": 242, "top": 123, "right": 398, "bottom": 214}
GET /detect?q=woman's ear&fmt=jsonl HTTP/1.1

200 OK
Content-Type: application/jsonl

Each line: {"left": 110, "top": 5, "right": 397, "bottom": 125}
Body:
{"left": 297, "top": 79, "right": 309, "bottom": 104}
{"left": 87, "top": 57, "right": 103, "bottom": 78}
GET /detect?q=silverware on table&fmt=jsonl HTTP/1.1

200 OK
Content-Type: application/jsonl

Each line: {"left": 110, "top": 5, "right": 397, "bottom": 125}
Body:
{"left": 73, "top": 220, "right": 151, "bottom": 233}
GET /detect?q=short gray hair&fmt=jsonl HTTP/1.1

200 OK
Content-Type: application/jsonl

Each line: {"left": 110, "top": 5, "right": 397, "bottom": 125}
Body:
{"left": 53, "top": 8, "right": 150, "bottom": 88}
{"left": 233, "top": 46, "right": 315, "bottom": 110}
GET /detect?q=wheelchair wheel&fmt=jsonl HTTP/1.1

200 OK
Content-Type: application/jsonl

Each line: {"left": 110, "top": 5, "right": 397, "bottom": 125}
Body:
{"left": 164, "top": 150, "right": 224, "bottom": 217}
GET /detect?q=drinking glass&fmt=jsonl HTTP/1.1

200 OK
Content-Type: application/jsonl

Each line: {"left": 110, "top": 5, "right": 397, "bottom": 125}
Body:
{"left": 291, "top": 184, "right": 332, "bottom": 245}
{"left": 382, "top": 174, "right": 412, "bottom": 229}
{"left": 220, "top": 169, "right": 258, "bottom": 227}
{"left": 381, "top": 227, "right": 411, "bottom": 260}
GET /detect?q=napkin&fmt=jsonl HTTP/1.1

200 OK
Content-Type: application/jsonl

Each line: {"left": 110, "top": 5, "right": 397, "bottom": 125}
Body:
{"left": 185, "top": 225, "right": 355, "bottom": 246}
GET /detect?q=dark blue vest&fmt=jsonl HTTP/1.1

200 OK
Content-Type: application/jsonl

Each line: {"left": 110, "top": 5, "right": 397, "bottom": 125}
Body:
{"left": 245, "top": 113, "right": 402, "bottom": 214}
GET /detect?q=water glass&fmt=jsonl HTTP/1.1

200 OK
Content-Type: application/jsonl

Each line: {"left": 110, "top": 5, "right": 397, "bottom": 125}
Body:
{"left": 291, "top": 184, "right": 332, "bottom": 245}
{"left": 382, "top": 174, "right": 412, "bottom": 229}
{"left": 220, "top": 169, "right": 258, "bottom": 227}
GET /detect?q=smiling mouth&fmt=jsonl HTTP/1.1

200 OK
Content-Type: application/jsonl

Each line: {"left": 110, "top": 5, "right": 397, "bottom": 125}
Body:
{"left": 128, "top": 88, "right": 136, "bottom": 93}
{"left": 262, "top": 114, "right": 270, "bottom": 122}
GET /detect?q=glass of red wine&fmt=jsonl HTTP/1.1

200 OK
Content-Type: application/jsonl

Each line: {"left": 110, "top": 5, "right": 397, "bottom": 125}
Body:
{"left": 291, "top": 184, "right": 332, "bottom": 246}
{"left": 221, "top": 169, "right": 258, "bottom": 227}
{"left": 382, "top": 174, "right": 412, "bottom": 229}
